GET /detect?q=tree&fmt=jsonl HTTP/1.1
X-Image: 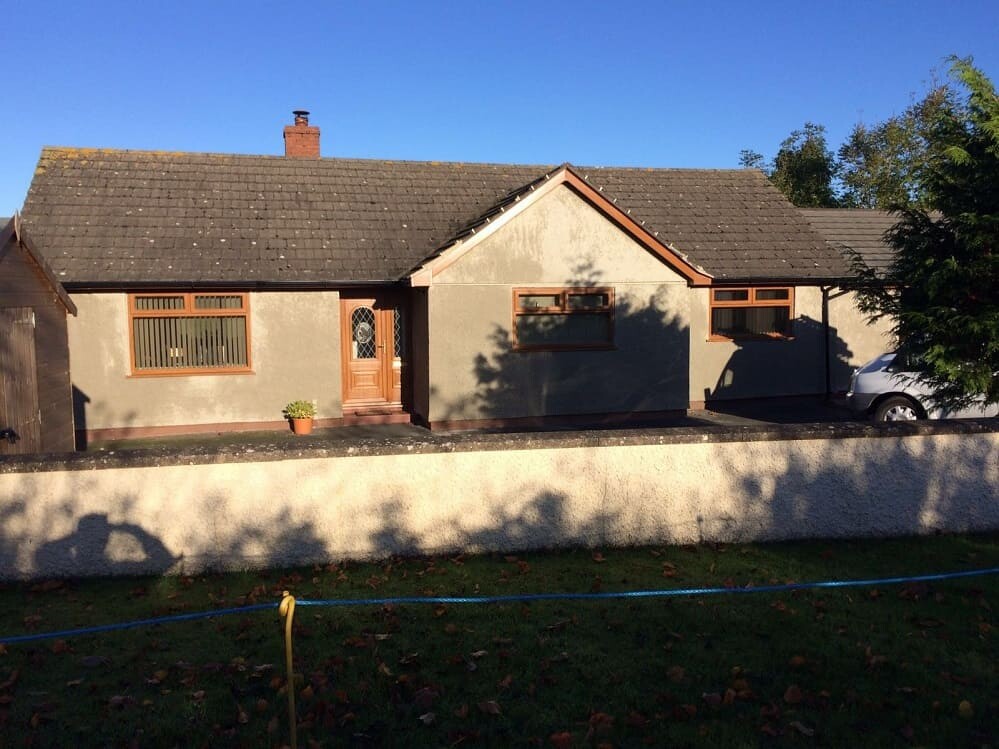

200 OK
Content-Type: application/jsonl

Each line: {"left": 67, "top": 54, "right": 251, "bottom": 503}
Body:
{"left": 770, "top": 123, "right": 839, "bottom": 207}
{"left": 742, "top": 123, "right": 839, "bottom": 207}
{"left": 838, "top": 86, "right": 953, "bottom": 209}
{"left": 852, "top": 58, "right": 999, "bottom": 408}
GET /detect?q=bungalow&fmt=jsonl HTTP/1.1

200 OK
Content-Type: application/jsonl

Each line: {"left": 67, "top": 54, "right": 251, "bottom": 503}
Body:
{"left": 19, "top": 113, "right": 892, "bottom": 442}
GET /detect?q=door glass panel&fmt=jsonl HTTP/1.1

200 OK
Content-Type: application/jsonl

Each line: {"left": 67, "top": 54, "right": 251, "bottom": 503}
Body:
{"left": 351, "top": 307, "right": 377, "bottom": 359}
{"left": 393, "top": 308, "right": 406, "bottom": 359}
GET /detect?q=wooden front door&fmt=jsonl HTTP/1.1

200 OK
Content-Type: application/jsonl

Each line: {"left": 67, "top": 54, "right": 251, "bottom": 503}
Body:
{"left": 0, "top": 307, "right": 41, "bottom": 454}
{"left": 340, "top": 295, "right": 406, "bottom": 413}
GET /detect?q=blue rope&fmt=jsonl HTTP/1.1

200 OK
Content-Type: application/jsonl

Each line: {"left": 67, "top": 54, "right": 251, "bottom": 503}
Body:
{"left": 295, "top": 566, "right": 999, "bottom": 607}
{"left": 3, "top": 567, "right": 996, "bottom": 645}
{"left": 0, "top": 603, "right": 277, "bottom": 645}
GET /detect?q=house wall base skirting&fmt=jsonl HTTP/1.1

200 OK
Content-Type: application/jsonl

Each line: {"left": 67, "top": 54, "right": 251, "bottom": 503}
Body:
{"left": 2, "top": 421, "right": 996, "bottom": 580}
{"left": 426, "top": 409, "right": 687, "bottom": 432}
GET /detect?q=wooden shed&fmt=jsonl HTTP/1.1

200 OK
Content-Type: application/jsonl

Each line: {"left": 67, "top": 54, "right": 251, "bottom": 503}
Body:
{"left": 0, "top": 215, "right": 77, "bottom": 454}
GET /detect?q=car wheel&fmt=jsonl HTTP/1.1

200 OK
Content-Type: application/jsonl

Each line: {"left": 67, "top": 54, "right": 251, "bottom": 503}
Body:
{"left": 873, "top": 396, "right": 921, "bottom": 422}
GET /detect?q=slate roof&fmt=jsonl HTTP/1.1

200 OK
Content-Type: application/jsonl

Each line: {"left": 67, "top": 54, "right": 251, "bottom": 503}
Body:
{"left": 21, "top": 147, "right": 848, "bottom": 286}
{"left": 799, "top": 208, "right": 898, "bottom": 273}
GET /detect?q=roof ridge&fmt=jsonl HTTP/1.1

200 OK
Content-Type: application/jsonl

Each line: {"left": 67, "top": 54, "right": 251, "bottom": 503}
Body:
{"left": 38, "top": 146, "right": 760, "bottom": 175}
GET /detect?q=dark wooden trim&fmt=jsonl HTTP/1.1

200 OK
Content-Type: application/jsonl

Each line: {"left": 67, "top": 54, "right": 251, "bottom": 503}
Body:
{"left": 560, "top": 170, "right": 714, "bottom": 286}
{"left": 5, "top": 216, "right": 78, "bottom": 315}
{"left": 511, "top": 286, "right": 615, "bottom": 352}
{"left": 708, "top": 285, "right": 795, "bottom": 342}
{"left": 427, "top": 409, "right": 686, "bottom": 432}
{"left": 127, "top": 291, "right": 252, "bottom": 376}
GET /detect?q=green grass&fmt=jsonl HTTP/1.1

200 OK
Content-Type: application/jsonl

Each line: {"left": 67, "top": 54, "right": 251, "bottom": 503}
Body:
{"left": 1, "top": 534, "right": 996, "bottom": 747}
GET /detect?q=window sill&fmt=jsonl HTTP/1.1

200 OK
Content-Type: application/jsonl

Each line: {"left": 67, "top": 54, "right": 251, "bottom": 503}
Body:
{"left": 127, "top": 369, "right": 256, "bottom": 378}
{"left": 707, "top": 334, "right": 794, "bottom": 343}
{"left": 513, "top": 344, "right": 617, "bottom": 353}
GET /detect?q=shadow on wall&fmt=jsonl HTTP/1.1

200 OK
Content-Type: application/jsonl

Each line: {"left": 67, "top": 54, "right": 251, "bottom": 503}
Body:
{"left": 434, "top": 262, "right": 690, "bottom": 422}
{"left": 691, "top": 430, "right": 997, "bottom": 544}
{"left": 35, "top": 513, "right": 179, "bottom": 577}
{"left": 72, "top": 384, "right": 140, "bottom": 451}
{"left": 72, "top": 385, "right": 89, "bottom": 450}
{"left": 1, "top": 427, "right": 994, "bottom": 581}
{"left": 368, "top": 491, "right": 620, "bottom": 558}
{"left": 706, "top": 316, "right": 854, "bottom": 402}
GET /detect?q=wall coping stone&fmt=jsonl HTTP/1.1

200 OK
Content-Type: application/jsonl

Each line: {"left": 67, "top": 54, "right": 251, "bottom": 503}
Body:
{"left": 1, "top": 419, "right": 996, "bottom": 475}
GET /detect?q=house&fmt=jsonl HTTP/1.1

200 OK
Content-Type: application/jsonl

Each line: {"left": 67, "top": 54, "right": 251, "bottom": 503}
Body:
{"left": 19, "top": 113, "right": 892, "bottom": 443}
{"left": 0, "top": 216, "right": 77, "bottom": 453}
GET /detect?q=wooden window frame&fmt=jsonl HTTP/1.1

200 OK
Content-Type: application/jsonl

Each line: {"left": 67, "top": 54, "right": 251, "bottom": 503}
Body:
{"left": 127, "top": 292, "right": 253, "bottom": 376}
{"left": 708, "top": 286, "right": 794, "bottom": 342}
{"left": 512, "top": 287, "right": 615, "bottom": 352}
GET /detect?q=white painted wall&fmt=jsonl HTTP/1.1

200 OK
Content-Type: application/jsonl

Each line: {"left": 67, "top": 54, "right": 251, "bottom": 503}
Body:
{"left": 2, "top": 429, "right": 995, "bottom": 579}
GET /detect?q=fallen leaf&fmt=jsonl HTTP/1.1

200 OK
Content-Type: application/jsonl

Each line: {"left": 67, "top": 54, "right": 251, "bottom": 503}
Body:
{"left": 418, "top": 711, "right": 435, "bottom": 725}
{"left": 667, "top": 665, "right": 685, "bottom": 682}
{"left": 237, "top": 704, "right": 249, "bottom": 724}
{"left": 413, "top": 687, "right": 438, "bottom": 710}
{"left": 702, "top": 692, "right": 722, "bottom": 707}
{"left": 625, "top": 710, "right": 648, "bottom": 727}
{"left": 478, "top": 700, "right": 502, "bottom": 715}
{"left": 958, "top": 700, "right": 974, "bottom": 719}
{"left": 550, "top": 731, "right": 574, "bottom": 748}
{"left": 783, "top": 685, "right": 803, "bottom": 704}
{"left": 454, "top": 703, "right": 469, "bottom": 718}
{"left": 592, "top": 552, "right": 606, "bottom": 563}
{"left": 498, "top": 674, "right": 513, "bottom": 689}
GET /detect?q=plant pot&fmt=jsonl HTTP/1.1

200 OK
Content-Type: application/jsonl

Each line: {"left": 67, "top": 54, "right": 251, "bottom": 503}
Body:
{"left": 290, "top": 417, "right": 314, "bottom": 435}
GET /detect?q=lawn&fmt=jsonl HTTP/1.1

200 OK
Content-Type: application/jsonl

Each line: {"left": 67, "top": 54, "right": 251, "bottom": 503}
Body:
{"left": 1, "top": 534, "right": 996, "bottom": 748}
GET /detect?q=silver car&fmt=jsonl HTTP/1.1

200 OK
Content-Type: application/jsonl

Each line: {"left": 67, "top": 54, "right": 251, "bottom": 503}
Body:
{"left": 847, "top": 352, "right": 999, "bottom": 421}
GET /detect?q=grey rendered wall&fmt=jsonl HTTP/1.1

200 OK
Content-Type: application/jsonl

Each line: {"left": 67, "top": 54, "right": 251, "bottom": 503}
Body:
{"left": 2, "top": 424, "right": 995, "bottom": 579}
{"left": 827, "top": 289, "right": 894, "bottom": 390}
{"left": 67, "top": 291, "right": 342, "bottom": 431}
{"left": 428, "top": 185, "right": 690, "bottom": 422}
{"left": 689, "top": 286, "right": 827, "bottom": 402}
{"left": 688, "top": 287, "right": 897, "bottom": 402}
{"left": 410, "top": 288, "right": 431, "bottom": 423}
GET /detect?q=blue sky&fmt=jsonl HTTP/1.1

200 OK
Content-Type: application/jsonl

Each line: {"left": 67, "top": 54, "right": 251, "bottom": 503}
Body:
{"left": 3, "top": 0, "right": 997, "bottom": 214}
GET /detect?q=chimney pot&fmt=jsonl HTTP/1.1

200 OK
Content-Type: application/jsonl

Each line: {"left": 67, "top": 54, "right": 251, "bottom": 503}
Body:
{"left": 284, "top": 110, "right": 320, "bottom": 158}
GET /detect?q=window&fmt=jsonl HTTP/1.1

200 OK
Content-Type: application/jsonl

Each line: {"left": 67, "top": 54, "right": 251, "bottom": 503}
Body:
{"left": 128, "top": 293, "right": 251, "bottom": 375}
{"left": 513, "top": 287, "right": 614, "bottom": 351}
{"left": 709, "top": 287, "right": 793, "bottom": 340}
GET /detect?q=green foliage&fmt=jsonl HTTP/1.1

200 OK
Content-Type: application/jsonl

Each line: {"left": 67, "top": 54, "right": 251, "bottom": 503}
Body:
{"left": 853, "top": 58, "right": 999, "bottom": 408}
{"left": 768, "top": 123, "right": 840, "bottom": 207}
{"left": 282, "top": 400, "right": 316, "bottom": 419}
{"left": 738, "top": 149, "right": 766, "bottom": 170}
{"left": 838, "top": 86, "right": 953, "bottom": 209}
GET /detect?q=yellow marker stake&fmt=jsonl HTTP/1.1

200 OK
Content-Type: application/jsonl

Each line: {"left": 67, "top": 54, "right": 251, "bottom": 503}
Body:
{"left": 279, "top": 591, "right": 298, "bottom": 749}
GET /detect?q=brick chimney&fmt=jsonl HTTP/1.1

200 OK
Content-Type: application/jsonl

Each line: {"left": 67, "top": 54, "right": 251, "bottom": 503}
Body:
{"left": 284, "top": 110, "right": 320, "bottom": 158}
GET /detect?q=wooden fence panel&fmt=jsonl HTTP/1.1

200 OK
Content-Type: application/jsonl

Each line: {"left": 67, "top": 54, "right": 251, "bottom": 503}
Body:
{"left": 0, "top": 307, "right": 41, "bottom": 454}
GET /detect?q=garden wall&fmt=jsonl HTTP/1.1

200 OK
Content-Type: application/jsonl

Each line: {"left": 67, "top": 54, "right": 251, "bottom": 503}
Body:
{"left": 1, "top": 421, "right": 996, "bottom": 580}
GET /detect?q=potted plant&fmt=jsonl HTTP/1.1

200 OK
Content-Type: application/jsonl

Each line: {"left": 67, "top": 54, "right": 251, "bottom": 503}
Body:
{"left": 283, "top": 400, "right": 317, "bottom": 435}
